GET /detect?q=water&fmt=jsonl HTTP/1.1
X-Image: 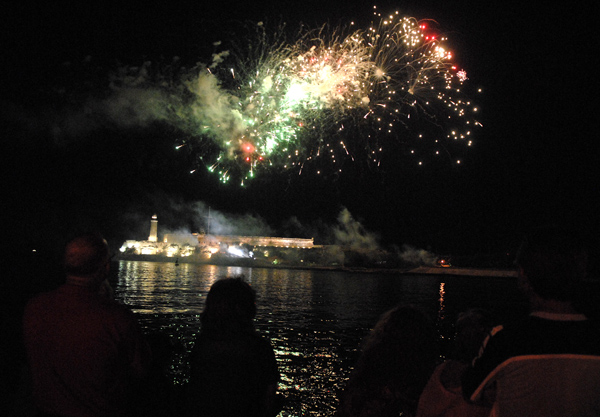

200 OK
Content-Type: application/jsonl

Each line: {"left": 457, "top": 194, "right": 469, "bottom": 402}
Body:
{"left": 112, "top": 260, "right": 525, "bottom": 416}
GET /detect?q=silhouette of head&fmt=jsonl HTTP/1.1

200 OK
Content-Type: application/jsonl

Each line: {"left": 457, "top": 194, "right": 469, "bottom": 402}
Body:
{"left": 516, "top": 226, "right": 587, "bottom": 301}
{"left": 453, "top": 308, "right": 495, "bottom": 361}
{"left": 201, "top": 277, "right": 257, "bottom": 334}
{"left": 64, "top": 233, "right": 110, "bottom": 278}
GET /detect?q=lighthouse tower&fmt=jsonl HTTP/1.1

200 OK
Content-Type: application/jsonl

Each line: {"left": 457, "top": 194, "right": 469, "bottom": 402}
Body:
{"left": 148, "top": 215, "right": 158, "bottom": 242}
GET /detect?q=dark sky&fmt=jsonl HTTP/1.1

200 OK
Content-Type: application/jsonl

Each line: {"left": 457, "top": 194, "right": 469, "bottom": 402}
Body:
{"left": 3, "top": 1, "right": 598, "bottom": 258}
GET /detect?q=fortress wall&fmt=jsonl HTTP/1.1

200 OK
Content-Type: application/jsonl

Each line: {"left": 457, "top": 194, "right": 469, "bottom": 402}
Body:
{"left": 199, "top": 235, "right": 314, "bottom": 248}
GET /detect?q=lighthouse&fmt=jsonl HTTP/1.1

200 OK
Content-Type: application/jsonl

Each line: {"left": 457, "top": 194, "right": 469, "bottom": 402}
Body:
{"left": 148, "top": 215, "right": 158, "bottom": 242}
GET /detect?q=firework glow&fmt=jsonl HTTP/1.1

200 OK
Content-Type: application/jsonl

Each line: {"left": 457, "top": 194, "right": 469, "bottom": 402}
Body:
{"left": 164, "top": 7, "right": 481, "bottom": 184}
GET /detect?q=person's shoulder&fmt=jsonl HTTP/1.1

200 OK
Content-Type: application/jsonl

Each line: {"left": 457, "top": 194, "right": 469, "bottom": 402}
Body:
{"left": 491, "top": 315, "right": 553, "bottom": 338}
{"left": 244, "top": 331, "right": 276, "bottom": 355}
{"left": 91, "top": 296, "right": 139, "bottom": 322}
{"left": 498, "top": 314, "right": 600, "bottom": 354}
{"left": 101, "top": 296, "right": 136, "bottom": 313}
{"left": 254, "top": 331, "right": 275, "bottom": 346}
{"left": 490, "top": 315, "right": 574, "bottom": 341}
{"left": 24, "top": 287, "right": 60, "bottom": 311}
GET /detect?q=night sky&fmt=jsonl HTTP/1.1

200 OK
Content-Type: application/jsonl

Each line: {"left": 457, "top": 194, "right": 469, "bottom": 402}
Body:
{"left": 3, "top": 1, "right": 598, "bottom": 262}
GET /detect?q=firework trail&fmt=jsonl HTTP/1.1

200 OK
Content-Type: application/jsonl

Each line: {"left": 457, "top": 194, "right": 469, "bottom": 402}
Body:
{"left": 175, "top": 7, "right": 481, "bottom": 184}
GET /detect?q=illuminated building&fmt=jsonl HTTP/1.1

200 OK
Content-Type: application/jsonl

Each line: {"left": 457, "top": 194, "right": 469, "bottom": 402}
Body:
{"left": 119, "top": 215, "right": 322, "bottom": 265}
{"left": 198, "top": 234, "right": 314, "bottom": 249}
{"left": 117, "top": 217, "right": 415, "bottom": 269}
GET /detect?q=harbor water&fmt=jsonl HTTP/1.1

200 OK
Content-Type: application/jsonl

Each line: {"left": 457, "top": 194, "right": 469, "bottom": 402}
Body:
{"left": 112, "top": 260, "right": 525, "bottom": 417}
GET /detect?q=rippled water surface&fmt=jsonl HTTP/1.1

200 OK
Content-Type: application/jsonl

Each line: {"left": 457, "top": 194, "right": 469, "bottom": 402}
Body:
{"left": 113, "top": 261, "right": 524, "bottom": 416}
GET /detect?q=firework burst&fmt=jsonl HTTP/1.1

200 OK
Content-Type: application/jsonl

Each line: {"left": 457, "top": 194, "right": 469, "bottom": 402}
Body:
{"left": 180, "top": 7, "right": 481, "bottom": 184}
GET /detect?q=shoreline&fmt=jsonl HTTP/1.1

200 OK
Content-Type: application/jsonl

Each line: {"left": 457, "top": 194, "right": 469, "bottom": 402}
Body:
{"left": 115, "top": 256, "right": 517, "bottom": 278}
{"left": 406, "top": 266, "right": 517, "bottom": 278}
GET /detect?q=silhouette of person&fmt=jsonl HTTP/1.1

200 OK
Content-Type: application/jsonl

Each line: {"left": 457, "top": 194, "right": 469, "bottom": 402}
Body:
{"left": 23, "top": 232, "right": 151, "bottom": 417}
{"left": 462, "top": 226, "right": 600, "bottom": 416}
{"left": 337, "top": 305, "right": 439, "bottom": 417}
{"left": 186, "top": 277, "right": 280, "bottom": 417}
{"left": 416, "top": 308, "right": 494, "bottom": 417}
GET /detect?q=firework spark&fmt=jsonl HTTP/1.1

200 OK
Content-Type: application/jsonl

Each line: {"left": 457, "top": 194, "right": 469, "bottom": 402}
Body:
{"left": 178, "top": 7, "right": 481, "bottom": 184}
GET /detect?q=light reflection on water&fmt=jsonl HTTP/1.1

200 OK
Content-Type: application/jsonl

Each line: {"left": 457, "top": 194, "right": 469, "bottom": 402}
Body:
{"left": 113, "top": 261, "right": 523, "bottom": 417}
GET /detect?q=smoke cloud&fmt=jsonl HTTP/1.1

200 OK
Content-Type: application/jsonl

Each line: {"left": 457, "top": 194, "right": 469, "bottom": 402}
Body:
{"left": 396, "top": 244, "right": 437, "bottom": 266}
{"left": 123, "top": 195, "right": 274, "bottom": 240}
{"left": 195, "top": 203, "right": 274, "bottom": 236}
{"left": 332, "top": 208, "right": 380, "bottom": 249}
{"left": 3, "top": 54, "right": 242, "bottom": 146}
{"left": 116, "top": 196, "right": 439, "bottom": 267}
{"left": 184, "top": 71, "right": 245, "bottom": 147}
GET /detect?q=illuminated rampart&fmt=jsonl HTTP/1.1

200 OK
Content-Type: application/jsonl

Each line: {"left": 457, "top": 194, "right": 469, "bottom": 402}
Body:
{"left": 199, "top": 235, "right": 314, "bottom": 248}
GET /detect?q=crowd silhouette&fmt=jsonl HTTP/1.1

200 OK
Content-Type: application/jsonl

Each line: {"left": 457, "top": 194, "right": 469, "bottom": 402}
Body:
{"left": 6, "top": 226, "right": 600, "bottom": 416}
